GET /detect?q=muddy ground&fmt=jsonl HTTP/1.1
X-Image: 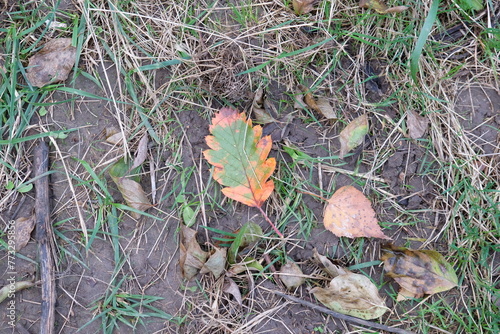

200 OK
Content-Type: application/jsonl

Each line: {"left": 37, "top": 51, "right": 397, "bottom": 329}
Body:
{"left": 1, "top": 2, "right": 499, "bottom": 334}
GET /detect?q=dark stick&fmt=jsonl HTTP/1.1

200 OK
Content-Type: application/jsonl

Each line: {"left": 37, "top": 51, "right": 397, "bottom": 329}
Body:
{"left": 273, "top": 291, "right": 416, "bottom": 334}
{"left": 34, "top": 140, "right": 55, "bottom": 334}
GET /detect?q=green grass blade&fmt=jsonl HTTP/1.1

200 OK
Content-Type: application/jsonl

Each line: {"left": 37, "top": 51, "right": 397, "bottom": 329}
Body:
{"left": 410, "top": 0, "right": 440, "bottom": 83}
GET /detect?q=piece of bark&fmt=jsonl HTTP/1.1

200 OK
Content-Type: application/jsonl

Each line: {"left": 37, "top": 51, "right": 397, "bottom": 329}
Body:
{"left": 34, "top": 140, "right": 55, "bottom": 334}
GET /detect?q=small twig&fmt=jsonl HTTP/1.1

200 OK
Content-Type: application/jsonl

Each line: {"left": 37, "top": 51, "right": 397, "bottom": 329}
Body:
{"left": 256, "top": 206, "right": 283, "bottom": 238}
{"left": 34, "top": 140, "right": 56, "bottom": 334}
{"left": 272, "top": 290, "right": 416, "bottom": 334}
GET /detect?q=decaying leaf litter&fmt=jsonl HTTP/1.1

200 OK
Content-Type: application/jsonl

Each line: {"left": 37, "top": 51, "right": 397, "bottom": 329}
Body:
{"left": 1, "top": 0, "right": 499, "bottom": 333}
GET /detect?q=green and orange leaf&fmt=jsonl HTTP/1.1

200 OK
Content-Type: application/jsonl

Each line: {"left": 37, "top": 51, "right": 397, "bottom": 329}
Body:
{"left": 204, "top": 108, "right": 276, "bottom": 208}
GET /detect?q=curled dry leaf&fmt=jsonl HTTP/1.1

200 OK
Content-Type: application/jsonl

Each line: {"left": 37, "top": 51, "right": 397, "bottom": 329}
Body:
{"left": 298, "top": 85, "right": 336, "bottom": 120}
{"left": 311, "top": 269, "right": 387, "bottom": 320}
{"left": 293, "top": 0, "right": 316, "bottom": 15}
{"left": 0, "top": 281, "right": 36, "bottom": 303}
{"left": 381, "top": 244, "right": 458, "bottom": 299}
{"left": 223, "top": 277, "right": 242, "bottom": 306}
{"left": 131, "top": 134, "right": 149, "bottom": 170}
{"left": 109, "top": 158, "right": 151, "bottom": 219}
{"left": 200, "top": 247, "right": 227, "bottom": 279}
{"left": 26, "top": 38, "right": 77, "bottom": 87}
{"left": 179, "top": 225, "right": 208, "bottom": 280}
{"left": 252, "top": 88, "right": 276, "bottom": 124}
{"left": 15, "top": 215, "right": 36, "bottom": 252}
{"left": 105, "top": 127, "right": 123, "bottom": 145}
{"left": 312, "top": 248, "right": 346, "bottom": 278}
{"left": 339, "top": 114, "right": 369, "bottom": 159}
{"left": 324, "top": 186, "right": 390, "bottom": 239}
{"left": 406, "top": 110, "right": 429, "bottom": 139}
{"left": 279, "top": 261, "right": 306, "bottom": 290}
{"left": 359, "top": 0, "right": 409, "bottom": 14}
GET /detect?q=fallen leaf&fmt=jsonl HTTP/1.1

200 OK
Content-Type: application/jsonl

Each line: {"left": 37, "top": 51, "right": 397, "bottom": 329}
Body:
{"left": 131, "top": 134, "right": 149, "bottom": 170}
{"left": 223, "top": 277, "right": 242, "bottom": 306}
{"left": 324, "top": 186, "right": 390, "bottom": 239}
{"left": 293, "top": 0, "right": 317, "bottom": 15}
{"left": 227, "top": 259, "right": 264, "bottom": 276}
{"left": 15, "top": 215, "right": 36, "bottom": 252}
{"left": 26, "top": 38, "right": 76, "bottom": 87}
{"left": 385, "top": 5, "right": 409, "bottom": 13}
{"left": 381, "top": 244, "right": 458, "bottom": 299}
{"left": 228, "top": 222, "right": 263, "bottom": 264}
{"left": 109, "top": 158, "right": 151, "bottom": 219}
{"left": 339, "top": 114, "right": 369, "bottom": 159}
{"left": 179, "top": 225, "right": 208, "bottom": 280}
{"left": 297, "top": 85, "right": 336, "bottom": 120}
{"left": 312, "top": 249, "right": 346, "bottom": 277}
{"left": 279, "top": 261, "right": 306, "bottom": 290}
{"left": 315, "top": 97, "right": 337, "bottom": 120}
{"left": 407, "top": 110, "right": 429, "bottom": 139}
{"left": 200, "top": 247, "right": 227, "bottom": 279}
{"left": 204, "top": 108, "right": 276, "bottom": 208}
{"left": 252, "top": 88, "right": 276, "bottom": 124}
{"left": 0, "top": 281, "right": 36, "bottom": 304}
{"left": 359, "top": 0, "right": 408, "bottom": 14}
{"left": 311, "top": 269, "right": 388, "bottom": 320}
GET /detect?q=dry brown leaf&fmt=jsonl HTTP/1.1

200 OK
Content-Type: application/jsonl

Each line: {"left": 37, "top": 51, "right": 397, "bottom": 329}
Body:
{"left": 223, "top": 277, "right": 242, "bottom": 306}
{"left": 252, "top": 88, "right": 276, "bottom": 124}
{"left": 407, "top": 110, "right": 429, "bottom": 139}
{"left": 339, "top": 114, "right": 369, "bottom": 159}
{"left": 324, "top": 186, "right": 390, "bottom": 239}
{"left": 298, "top": 85, "right": 336, "bottom": 120}
{"left": 311, "top": 269, "right": 387, "bottom": 320}
{"left": 312, "top": 249, "right": 346, "bottom": 277}
{"left": 200, "top": 247, "right": 227, "bottom": 279}
{"left": 359, "top": 0, "right": 408, "bottom": 14}
{"left": 381, "top": 244, "right": 458, "bottom": 299}
{"left": 179, "top": 225, "right": 208, "bottom": 280}
{"left": 293, "top": 0, "right": 316, "bottom": 15}
{"left": 315, "top": 97, "right": 336, "bottom": 120}
{"left": 385, "top": 5, "right": 409, "bottom": 13}
{"left": 279, "top": 261, "right": 306, "bottom": 290}
{"left": 15, "top": 215, "right": 36, "bottom": 251}
{"left": 26, "top": 38, "right": 76, "bottom": 87}
{"left": 112, "top": 178, "right": 151, "bottom": 219}
{"left": 131, "top": 134, "right": 149, "bottom": 170}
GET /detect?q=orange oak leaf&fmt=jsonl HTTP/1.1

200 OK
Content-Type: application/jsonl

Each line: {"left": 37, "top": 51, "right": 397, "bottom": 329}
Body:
{"left": 204, "top": 108, "right": 276, "bottom": 208}
{"left": 323, "top": 186, "right": 390, "bottom": 239}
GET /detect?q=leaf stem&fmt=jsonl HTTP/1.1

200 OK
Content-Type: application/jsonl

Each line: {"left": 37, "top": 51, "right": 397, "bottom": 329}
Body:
{"left": 256, "top": 206, "right": 283, "bottom": 238}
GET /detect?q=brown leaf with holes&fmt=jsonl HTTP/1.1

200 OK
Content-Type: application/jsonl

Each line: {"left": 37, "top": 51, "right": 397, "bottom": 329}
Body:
{"left": 407, "top": 110, "right": 429, "bottom": 139}
{"left": 324, "top": 186, "right": 390, "bottom": 239}
{"left": 26, "top": 38, "right": 76, "bottom": 87}
{"left": 179, "top": 225, "right": 208, "bottom": 280}
{"left": 381, "top": 244, "right": 458, "bottom": 299}
{"left": 293, "top": 0, "right": 317, "bottom": 15}
{"left": 15, "top": 215, "right": 36, "bottom": 251}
